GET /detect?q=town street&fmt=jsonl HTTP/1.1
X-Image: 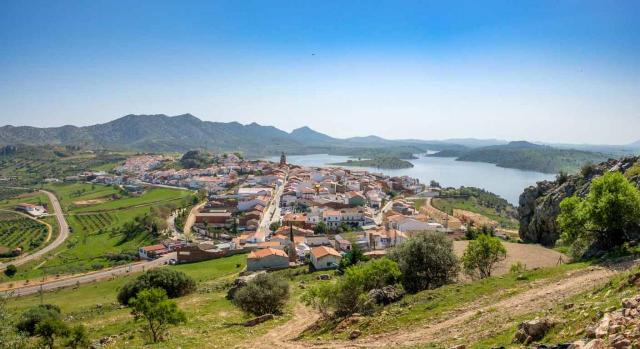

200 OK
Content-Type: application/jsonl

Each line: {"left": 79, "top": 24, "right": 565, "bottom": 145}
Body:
{"left": 0, "top": 190, "right": 69, "bottom": 271}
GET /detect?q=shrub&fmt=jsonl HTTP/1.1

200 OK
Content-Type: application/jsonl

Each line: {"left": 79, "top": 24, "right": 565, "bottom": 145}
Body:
{"left": 117, "top": 268, "right": 196, "bottom": 305}
{"left": 509, "top": 262, "right": 527, "bottom": 274}
{"left": 4, "top": 264, "right": 17, "bottom": 277}
{"left": 558, "top": 172, "right": 640, "bottom": 258}
{"left": 389, "top": 232, "right": 459, "bottom": 293}
{"left": 462, "top": 235, "right": 507, "bottom": 279}
{"left": 16, "top": 304, "right": 61, "bottom": 336}
{"left": 233, "top": 273, "right": 289, "bottom": 316}
{"left": 303, "top": 258, "right": 402, "bottom": 317}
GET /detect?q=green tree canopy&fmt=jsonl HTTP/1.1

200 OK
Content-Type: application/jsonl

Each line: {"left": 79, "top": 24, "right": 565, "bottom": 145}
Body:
{"left": 558, "top": 172, "right": 640, "bottom": 258}
{"left": 462, "top": 234, "right": 507, "bottom": 279}
{"left": 233, "top": 273, "right": 290, "bottom": 316}
{"left": 118, "top": 268, "right": 196, "bottom": 305}
{"left": 389, "top": 232, "right": 459, "bottom": 293}
{"left": 130, "top": 288, "right": 186, "bottom": 343}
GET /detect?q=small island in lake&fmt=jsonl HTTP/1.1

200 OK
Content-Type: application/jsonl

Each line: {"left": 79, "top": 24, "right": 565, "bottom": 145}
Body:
{"left": 331, "top": 156, "right": 414, "bottom": 169}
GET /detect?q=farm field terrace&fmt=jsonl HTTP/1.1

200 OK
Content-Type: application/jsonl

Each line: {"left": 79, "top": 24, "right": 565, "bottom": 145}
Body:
{"left": 0, "top": 183, "right": 194, "bottom": 282}
{"left": 0, "top": 212, "right": 49, "bottom": 257}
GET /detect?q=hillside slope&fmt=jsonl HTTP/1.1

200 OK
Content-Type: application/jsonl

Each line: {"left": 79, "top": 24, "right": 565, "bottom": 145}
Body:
{"left": 431, "top": 141, "right": 609, "bottom": 173}
{"left": 519, "top": 156, "right": 640, "bottom": 245}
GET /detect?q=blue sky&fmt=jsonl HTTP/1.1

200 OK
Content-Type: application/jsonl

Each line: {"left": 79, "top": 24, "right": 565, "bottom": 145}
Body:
{"left": 1, "top": 0, "right": 639, "bottom": 144}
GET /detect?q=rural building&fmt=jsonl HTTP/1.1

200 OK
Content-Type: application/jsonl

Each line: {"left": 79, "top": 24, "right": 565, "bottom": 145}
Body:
{"left": 310, "top": 246, "right": 342, "bottom": 270}
{"left": 246, "top": 248, "right": 289, "bottom": 271}
{"left": 139, "top": 244, "right": 169, "bottom": 259}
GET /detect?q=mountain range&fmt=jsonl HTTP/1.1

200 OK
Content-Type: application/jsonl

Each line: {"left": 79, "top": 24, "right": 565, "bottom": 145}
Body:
{"left": 0, "top": 114, "right": 466, "bottom": 156}
{"left": 1, "top": 113, "right": 638, "bottom": 173}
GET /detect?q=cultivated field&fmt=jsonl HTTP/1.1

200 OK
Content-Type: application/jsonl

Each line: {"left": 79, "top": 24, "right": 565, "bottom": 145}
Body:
{"left": 0, "top": 212, "right": 48, "bottom": 255}
{"left": 0, "top": 183, "right": 193, "bottom": 281}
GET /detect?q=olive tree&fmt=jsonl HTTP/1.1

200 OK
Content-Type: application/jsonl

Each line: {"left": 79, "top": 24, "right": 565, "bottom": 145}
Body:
{"left": 462, "top": 234, "right": 507, "bottom": 279}
{"left": 130, "top": 288, "right": 186, "bottom": 343}
{"left": 389, "top": 232, "right": 459, "bottom": 293}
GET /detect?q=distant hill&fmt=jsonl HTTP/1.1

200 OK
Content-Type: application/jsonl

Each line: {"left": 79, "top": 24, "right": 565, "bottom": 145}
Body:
{"left": 0, "top": 114, "right": 461, "bottom": 157}
{"left": 0, "top": 114, "right": 612, "bottom": 172}
{"left": 289, "top": 126, "right": 336, "bottom": 144}
{"left": 436, "top": 141, "right": 610, "bottom": 174}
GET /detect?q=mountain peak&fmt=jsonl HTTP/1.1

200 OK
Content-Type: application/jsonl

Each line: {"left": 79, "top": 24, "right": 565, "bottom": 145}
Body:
{"left": 290, "top": 126, "right": 334, "bottom": 142}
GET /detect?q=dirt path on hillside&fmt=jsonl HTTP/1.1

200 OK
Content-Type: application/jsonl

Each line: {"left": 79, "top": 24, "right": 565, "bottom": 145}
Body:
{"left": 238, "top": 305, "right": 320, "bottom": 349}
{"left": 243, "top": 265, "right": 620, "bottom": 349}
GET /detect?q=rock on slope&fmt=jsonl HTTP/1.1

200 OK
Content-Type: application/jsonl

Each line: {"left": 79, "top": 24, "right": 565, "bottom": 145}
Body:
{"left": 518, "top": 156, "right": 640, "bottom": 246}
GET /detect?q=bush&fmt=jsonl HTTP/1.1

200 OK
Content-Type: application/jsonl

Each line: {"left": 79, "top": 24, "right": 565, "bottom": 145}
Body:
{"left": 117, "top": 268, "right": 196, "bottom": 305}
{"left": 16, "top": 304, "right": 61, "bottom": 336}
{"left": 233, "top": 273, "right": 289, "bottom": 316}
{"left": 4, "top": 264, "right": 17, "bottom": 277}
{"left": 509, "top": 262, "right": 527, "bottom": 274}
{"left": 462, "top": 235, "right": 507, "bottom": 279}
{"left": 303, "top": 258, "right": 402, "bottom": 317}
{"left": 389, "top": 232, "right": 459, "bottom": 293}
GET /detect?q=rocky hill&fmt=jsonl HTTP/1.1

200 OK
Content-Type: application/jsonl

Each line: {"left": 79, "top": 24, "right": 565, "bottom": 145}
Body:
{"left": 518, "top": 156, "right": 640, "bottom": 246}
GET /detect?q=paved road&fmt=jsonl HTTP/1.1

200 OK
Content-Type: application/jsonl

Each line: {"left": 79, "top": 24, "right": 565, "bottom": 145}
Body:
{"left": 258, "top": 171, "right": 288, "bottom": 237}
{"left": 374, "top": 199, "right": 394, "bottom": 225}
{"left": 2, "top": 253, "right": 176, "bottom": 297}
{"left": 0, "top": 190, "right": 69, "bottom": 271}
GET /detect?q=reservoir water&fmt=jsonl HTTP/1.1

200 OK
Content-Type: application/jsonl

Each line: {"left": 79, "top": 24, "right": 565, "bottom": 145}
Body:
{"left": 268, "top": 154, "right": 554, "bottom": 205}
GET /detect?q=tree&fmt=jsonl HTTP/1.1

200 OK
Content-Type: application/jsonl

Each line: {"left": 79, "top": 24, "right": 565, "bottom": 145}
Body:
{"left": 4, "top": 264, "right": 17, "bottom": 277}
{"left": 337, "top": 243, "right": 368, "bottom": 273}
{"left": 314, "top": 221, "right": 328, "bottom": 235}
{"left": 269, "top": 221, "right": 281, "bottom": 232}
{"left": 129, "top": 288, "right": 186, "bottom": 343}
{"left": 16, "top": 304, "right": 62, "bottom": 336}
{"left": 558, "top": 172, "right": 640, "bottom": 257}
{"left": 0, "top": 295, "right": 27, "bottom": 349}
{"left": 389, "top": 232, "right": 459, "bottom": 293}
{"left": 117, "top": 269, "right": 196, "bottom": 305}
{"left": 233, "top": 273, "right": 289, "bottom": 316}
{"left": 34, "top": 317, "right": 68, "bottom": 349}
{"left": 65, "top": 324, "right": 90, "bottom": 349}
{"left": 462, "top": 234, "right": 507, "bottom": 279}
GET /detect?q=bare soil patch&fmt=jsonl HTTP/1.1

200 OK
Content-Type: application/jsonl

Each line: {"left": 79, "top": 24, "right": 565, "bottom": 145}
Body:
{"left": 72, "top": 198, "right": 109, "bottom": 206}
{"left": 453, "top": 240, "right": 567, "bottom": 275}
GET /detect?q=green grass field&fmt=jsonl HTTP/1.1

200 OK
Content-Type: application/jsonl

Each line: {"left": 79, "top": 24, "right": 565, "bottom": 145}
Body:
{"left": 6, "top": 254, "right": 297, "bottom": 349}
{"left": 0, "top": 183, "right": 193, "bottom": 281}
{"left": 432, "top": 197, "right": 519, "bottom": 229}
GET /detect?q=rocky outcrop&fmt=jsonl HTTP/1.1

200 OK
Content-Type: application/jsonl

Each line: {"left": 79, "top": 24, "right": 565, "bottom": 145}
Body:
{"left": 368, "top": 285, "right": 405, "bottom": 305}
{"left": 518, "top": 156, "right": 640, "bottom": 246}
{"left": 513, "top": 318, "right": 555, "bottom": 344}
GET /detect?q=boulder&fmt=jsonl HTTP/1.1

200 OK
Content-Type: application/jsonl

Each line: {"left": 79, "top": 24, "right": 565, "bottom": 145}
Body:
{"left": 367, "top": 285, "right": 405, "bottom": 305}
{"left": 349, "top": 330, "right": 362, "bottom": 340}
{"left": 583, "top": 340, "right": 606, "bottom": 349}
{"left": 513, "top": 318, "right": 554, "bottom": 343}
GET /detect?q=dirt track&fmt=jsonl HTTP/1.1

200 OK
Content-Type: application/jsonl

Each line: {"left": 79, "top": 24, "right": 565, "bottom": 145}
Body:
{"left": 240, "top": 265, "right": 618, "bottom": 349}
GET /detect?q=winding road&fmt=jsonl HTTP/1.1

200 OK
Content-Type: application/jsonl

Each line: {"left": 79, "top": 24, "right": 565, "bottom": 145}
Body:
{"left": 0, "top": 190, "right": 175, "bottom": 297}
{"left": 0, "top": 190, "right": 69, "bottom": 271}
